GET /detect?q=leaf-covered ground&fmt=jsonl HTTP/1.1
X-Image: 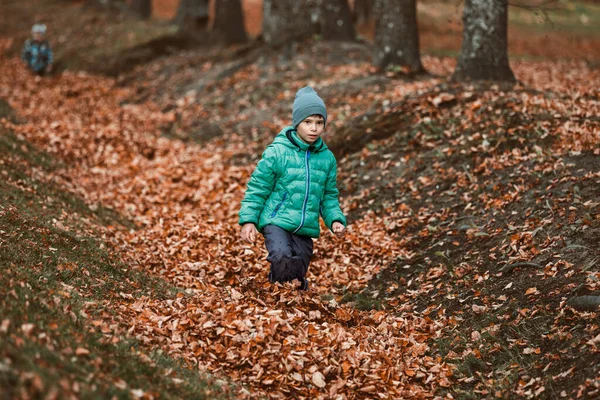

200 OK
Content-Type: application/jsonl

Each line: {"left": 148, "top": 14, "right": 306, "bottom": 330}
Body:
{"left": 0, "top": 99, "right": 231, "bottom": 398}
{"left": 1, "top": 1, "right": 600, "bottom": 399}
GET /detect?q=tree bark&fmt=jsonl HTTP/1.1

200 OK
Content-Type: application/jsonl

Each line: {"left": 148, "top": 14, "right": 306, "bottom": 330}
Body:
{"left": 85, "top": 0, "right": 111, "bottom": 8}
{"left": 213, "top": 0, "right": 248, "bottom": 44}
{"left": 372, "top": 0, "right": 422, "bottom": 72}
{"left": 131, "top": 0, "right": 151, "bottom": 19}
{"left": 174, "top": 0, "right": 210, "bottom": 31}
{"left": 452, "top": 0, "right": 515, "bottom": 82}
{"left": 320, "top": 0, "right": 355, "bottom": 41}
{"left": 567, "top": 296, "right": 600, "bottom": 312}
{"left": 262, "top": 0, "right": 320, "bottom": 46}
{"left": 353, "top": 0, "right": 373, "bottom": 25}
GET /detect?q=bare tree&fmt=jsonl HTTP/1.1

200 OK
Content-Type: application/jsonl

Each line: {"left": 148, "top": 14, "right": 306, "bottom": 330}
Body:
{"left": 353, "top": 0, "right": 374, "bottom": 25}
{"left": 213, "top": 0, "right": 248, "bottom": 44}
{"left": 262, "top": 0, "right": 319, "bottom": 46}
{"left": 174, "top": 0, "right": 210, "bottom": 31}
{"left": 131, "top": 0, "right": 151, "bottom": 19}
{"left": 262, "top": 0, "right": 357, "bottom": 46}
{"left": 373, "top": 0, "right": 422, "bottom": 72}
{"left": 320, "top": 0, "right": 355, "bottom": 41}
{"left": 452, "top": 0, "right": 515, "bottom": 81}
{"left": 85, "top": 0, "right": 128, "bottom": 10}
{"left": 85, "top": 0, "right": 112, "bottom": 8}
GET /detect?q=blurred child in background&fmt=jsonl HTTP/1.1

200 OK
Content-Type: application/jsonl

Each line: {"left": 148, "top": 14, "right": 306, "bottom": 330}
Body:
{"left": 22, "top": 24, "right": 53, "bottom": 75}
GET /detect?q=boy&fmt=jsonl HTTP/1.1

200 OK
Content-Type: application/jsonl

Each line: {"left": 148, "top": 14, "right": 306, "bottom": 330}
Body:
{"left": 239, "top": 86, "right": 346, "bottom": 291}
{"left": 21, "top": 24, "right": 54, "bottom": 75}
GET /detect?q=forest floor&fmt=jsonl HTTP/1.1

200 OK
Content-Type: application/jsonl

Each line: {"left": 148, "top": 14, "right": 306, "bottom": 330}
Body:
{"left": 1, "top": 0, "right": 599, "bottom": 399}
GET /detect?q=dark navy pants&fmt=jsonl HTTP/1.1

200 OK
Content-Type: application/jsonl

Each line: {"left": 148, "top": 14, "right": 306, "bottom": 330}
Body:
{"left": 263, "top": 225, "right": 313, "bottom": 283}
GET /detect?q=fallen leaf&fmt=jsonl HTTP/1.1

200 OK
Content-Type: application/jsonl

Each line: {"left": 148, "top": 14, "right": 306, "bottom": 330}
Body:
{"left": 525, "top": 287, "right": 538, "bottom": 295}
{"left": 312, "top": 371, "right": 326, "bottom": 388}
{"left": 75, "top": 347, "right": 90, "bottom": 356}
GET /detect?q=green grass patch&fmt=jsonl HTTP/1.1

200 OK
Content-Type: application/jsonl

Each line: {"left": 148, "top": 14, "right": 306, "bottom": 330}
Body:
{"left": 455, "top": 354, "right": 488, "bottom": 378}
{"left": 0, "top": 129, "right": 60, "bottom": 172}
{"left": 0, "top": 98, "right": 18, "bottom": 123}
{"left": 340, "top": 290, "right": 385, "bottom": 311}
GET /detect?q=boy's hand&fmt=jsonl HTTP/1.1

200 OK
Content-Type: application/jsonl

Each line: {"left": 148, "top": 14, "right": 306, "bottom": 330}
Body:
{"left": 241, "top": 223, "right": 258, "bottom": 243}
{"left": 332, "top": 222, "right": 346, "bottom": 238}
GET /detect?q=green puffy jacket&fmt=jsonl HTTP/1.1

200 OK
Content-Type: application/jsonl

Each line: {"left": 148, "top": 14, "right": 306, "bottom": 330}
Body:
{"left": 239, "top": 126, "right": 346, "bottom": 238}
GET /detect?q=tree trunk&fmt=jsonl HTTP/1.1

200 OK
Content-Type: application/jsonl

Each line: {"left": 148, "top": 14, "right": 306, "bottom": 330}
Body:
{"left": 131, "top": 0, "right": 151, "bottom": 19}
{"left": 452, "top": 0, "right": 515, "bottom": 81}
{"left": 85, "top": 0, "right": 111, "bottom": 8}
{"left": 320, "top": 0, "right": 355, "bottom": 41}
{"left": 85, "top": 0, "right": 128, "bottom": 10}
{"left": 262, "top": 0, "right": 355, "bottom": 45}
{"left": 262, "top": 0, "right": 319, "bottom": 46}
{"left": 174, "top": 0, "right": 210, "bottom": 31}
{"left": 213, "top": 0, "right": 248, "bottom": 44}
{"left": 353, "top": 0, "right": 373, "bottom": 25}
{"left": 567, "top": 296, "right": 600, "bottom": 312}
{"left": 372, "top": 0, "right": 422, "bottom": 72}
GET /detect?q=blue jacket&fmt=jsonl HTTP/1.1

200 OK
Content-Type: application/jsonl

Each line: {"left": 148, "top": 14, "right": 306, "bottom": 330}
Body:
{"left": 239, "top": 126, "right": 346, "bottom": 238}
{"left": 22, "top": 39, "right": 53, "bottom": 72}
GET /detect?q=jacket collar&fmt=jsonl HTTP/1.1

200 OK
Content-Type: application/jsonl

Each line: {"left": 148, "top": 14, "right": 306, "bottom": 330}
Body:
{"left": 285, "top": 128, "right": 325, "bottom": 152}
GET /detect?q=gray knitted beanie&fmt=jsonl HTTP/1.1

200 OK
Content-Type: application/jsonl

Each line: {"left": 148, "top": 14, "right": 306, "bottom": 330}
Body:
{"left": 292, "top": 86, "right": 327, "bottom": 129}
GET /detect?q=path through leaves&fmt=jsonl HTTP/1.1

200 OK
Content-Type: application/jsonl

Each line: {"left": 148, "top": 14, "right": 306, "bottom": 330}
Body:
{"left": 0, "top": 58, "right": 452, "bottom": 398}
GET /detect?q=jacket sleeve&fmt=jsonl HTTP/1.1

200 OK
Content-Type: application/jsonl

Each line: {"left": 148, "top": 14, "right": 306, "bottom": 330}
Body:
{"left": 320, "top": 158, "right": 346, "bottom": 230}
{"left": 238, "top": 146, "right": 278, "bottom": 226}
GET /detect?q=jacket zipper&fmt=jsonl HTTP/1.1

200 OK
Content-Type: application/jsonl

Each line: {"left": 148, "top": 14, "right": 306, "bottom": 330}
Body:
{"left": 293, "top": 150, "right": 310, "bottom": 234}
{"left": 270, "top": 192, "right": 287, "bottom": 217}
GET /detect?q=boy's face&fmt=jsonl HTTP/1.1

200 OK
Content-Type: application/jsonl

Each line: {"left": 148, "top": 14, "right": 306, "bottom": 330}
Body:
{"left": 296, "top": 115, "right": 324, "bottom": 144}
{"left": 33, "top": 32, "right": 44, "bottom": 41}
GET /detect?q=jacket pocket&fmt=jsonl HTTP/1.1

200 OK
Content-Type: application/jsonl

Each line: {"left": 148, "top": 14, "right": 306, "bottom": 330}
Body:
{"left": 270, "top": 192, "right": 287, "bottom": 218}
